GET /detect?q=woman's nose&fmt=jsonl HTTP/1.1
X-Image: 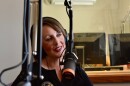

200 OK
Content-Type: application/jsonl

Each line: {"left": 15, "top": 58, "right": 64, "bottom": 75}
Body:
{"left": 53, "top": 37, "right": 59, "bottom": 45}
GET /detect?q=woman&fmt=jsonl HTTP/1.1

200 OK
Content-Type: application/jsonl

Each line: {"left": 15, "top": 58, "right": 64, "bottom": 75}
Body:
{"left": 12, "top": 17, "right": 93, "bottom": 86}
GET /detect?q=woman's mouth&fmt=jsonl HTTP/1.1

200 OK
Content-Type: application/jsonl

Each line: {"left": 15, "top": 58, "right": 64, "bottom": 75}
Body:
{"left": 54, "top": 46, "right": 62, "bottom": 52}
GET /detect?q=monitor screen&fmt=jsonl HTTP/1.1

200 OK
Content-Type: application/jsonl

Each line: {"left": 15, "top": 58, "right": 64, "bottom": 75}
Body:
{"left": 108, "top": 33, "right": 130, "bottom": 66}
{"left": 74, "top": 33, "right": 106, "bottom": 66}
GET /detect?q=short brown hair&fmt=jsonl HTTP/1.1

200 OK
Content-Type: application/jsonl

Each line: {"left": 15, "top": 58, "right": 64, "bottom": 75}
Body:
{"left": 42, "top": 17, "right": 66, "bottom": 37}
{"left": 42, "top": 17, "right": 67, "bottom": 57}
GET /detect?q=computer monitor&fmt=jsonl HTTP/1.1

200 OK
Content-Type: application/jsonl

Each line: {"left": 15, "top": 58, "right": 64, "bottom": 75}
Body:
{"left": 74, "top": 33, "right": 106, "bottom": 66}
{"left": 108, "top": 33, "right": 130, "bottom": 66}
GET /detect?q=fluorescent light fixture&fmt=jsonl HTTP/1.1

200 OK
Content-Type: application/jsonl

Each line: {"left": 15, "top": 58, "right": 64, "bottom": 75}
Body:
{"left": 50, "top": 0, "right": 96, "bottom": 5}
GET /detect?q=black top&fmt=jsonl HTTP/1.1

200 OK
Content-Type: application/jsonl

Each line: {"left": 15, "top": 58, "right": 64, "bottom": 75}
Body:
{"left": 11, "top": 62, "right": 93, "bottom": 86}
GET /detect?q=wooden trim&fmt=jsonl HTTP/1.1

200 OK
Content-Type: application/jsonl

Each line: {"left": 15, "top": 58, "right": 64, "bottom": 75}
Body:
{"left": 86, "top": 70, "right": 130, "bottom": 83}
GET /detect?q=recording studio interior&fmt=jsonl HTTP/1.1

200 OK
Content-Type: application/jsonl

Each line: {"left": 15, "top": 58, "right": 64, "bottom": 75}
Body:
{"left": 0, "top": 0, "right": 130, "bottom": 86}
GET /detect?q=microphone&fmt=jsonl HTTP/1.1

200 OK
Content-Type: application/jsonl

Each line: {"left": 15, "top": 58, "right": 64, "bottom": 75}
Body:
{"left": 62, "top": 0, "right": 78, "bottom": 80}
{"left": 62, "top": 52, "right": 78, "bottom": 79}
{"left": 30, "top": 0, "right": 39, "bottom": 56}
{"left": 30, "top": 24, "right": 38, "bottom": 56}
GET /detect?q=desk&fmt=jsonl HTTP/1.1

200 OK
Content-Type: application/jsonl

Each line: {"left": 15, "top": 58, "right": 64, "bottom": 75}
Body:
{"left": 86, "top": 70, "right": 130, "bottom": 83}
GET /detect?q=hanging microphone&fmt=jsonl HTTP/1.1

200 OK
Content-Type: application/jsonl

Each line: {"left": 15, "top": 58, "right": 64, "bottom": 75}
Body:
{"left": 62, "top": 0, "right": 78, "bottom": 80}
{"left": 31, "top": 24, "right": 38, "bottom": 56}
{"left": 30, "top": 0, "right": 39, "bottom": 56}
{"left": 62, "top": 52, "right": 78, "bottom": 79}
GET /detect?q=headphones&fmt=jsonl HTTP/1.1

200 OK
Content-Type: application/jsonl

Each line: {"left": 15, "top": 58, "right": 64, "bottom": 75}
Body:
{"left": 64, "top": 29, "right": 69, "bottom": 45}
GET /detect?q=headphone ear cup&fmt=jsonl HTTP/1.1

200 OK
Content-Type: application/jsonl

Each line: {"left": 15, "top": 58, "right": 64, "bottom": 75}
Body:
{"left": 65, "top": 35, "right": 69, "bottom": 45}
{"left": 64, "top": 29, "right": 68, "bottom": 45}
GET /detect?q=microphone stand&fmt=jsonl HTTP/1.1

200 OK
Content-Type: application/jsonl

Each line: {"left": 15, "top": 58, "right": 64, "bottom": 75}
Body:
{"left": 65, "top": 0, "right": 73, "bottom": 53}
{"left": 62, "top": 0, "right": 78, "bottom": 79}
{"left": 37, "top": 0, "right": 43, "bottom": 85}
{"left": 21, "top": 0, "right": 30, "bottom": 77}
{"left": 17, "top": 0, "right": 31, "bottom": 85}
{"left": 18, "top": 0, "right": 43, "bottom": 85}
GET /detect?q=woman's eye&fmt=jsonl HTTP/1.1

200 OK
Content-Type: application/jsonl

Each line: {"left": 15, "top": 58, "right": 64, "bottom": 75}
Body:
{"left": 57, "top": 33, "right": 62, "bottom": 37}
{"left": 45, "top": 36, "right": 52, "bottom": 41}
{"left": 46, "top": 38, "right": 51, "bottom": 41}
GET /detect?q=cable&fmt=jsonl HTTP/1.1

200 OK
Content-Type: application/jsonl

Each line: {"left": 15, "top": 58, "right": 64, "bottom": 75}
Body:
{"left": 60, "top": 48, "right": 67, "bottom": 65}
{"left": 59, "top": 48, "right": 66, "bottom": 77}
{"left": 0, "top": 53, "right": 28, "bottom": 86}
{"left": 0, "top": 0, "right": 29, "bottom": 85}
{"left": 66, "top": 7, "right": 69, "bottom": 17}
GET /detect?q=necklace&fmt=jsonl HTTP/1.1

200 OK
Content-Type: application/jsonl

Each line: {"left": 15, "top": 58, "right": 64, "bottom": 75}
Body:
{"left": 45, "top": 57, "right": 50, "bottom": 70}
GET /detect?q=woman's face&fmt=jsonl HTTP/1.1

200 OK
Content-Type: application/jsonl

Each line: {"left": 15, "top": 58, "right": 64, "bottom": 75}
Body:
{"left": 42, "top": 25, "right": 66, "bottom": 58}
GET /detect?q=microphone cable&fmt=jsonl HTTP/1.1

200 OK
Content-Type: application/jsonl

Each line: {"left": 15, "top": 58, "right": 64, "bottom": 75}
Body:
{"left": 59, "top": 48, "right": 67, "bottom": 72}
{"left": 0, "top": 0, "right": 29, "bottom": 85}
{"left": 0, "top": 53, "right": 28, "bottom": 86}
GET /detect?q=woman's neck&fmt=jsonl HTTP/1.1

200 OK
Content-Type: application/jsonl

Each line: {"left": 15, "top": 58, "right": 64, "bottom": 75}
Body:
{"left": 42, "top": 56, "right": 63, "bottom": 81}
{"left": 42, "top": 56, "right": 62, "bottom": 70}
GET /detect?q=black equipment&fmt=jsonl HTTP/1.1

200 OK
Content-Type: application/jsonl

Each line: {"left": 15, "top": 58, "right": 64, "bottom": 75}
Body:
{"left": 62, "top": 0, "right": 78, "bottom": 80}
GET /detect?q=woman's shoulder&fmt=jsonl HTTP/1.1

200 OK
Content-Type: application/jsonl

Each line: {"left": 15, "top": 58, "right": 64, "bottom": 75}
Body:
{"left": 75, "top": 65, "right": 93, "bottom": 86}
{"left": 76, "top": 64, "right": 85, "bottom": 74}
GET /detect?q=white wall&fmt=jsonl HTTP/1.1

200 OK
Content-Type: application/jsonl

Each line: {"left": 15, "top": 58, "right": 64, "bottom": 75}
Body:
{"left": 43, "top": 0, "right": 120, "bottom": 34}
{"left": 118, "top": 0, "right": 130, "bottom": 33}
{"left": 0, "top": 0, "right": 23, "bottom": 85}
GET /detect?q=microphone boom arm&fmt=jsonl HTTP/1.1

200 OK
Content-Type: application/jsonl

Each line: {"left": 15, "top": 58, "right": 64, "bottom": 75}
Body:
{"left": 62, "top": 0, "right": 78, "bottom": 80}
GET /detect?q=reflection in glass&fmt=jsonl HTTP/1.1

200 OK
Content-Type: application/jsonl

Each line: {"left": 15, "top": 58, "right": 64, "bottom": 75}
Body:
{"left": 74, "top": 33, "right": 106, "bottom": 69}
{"left": 108, "top": 33, "right": 130, "bottom": 66}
